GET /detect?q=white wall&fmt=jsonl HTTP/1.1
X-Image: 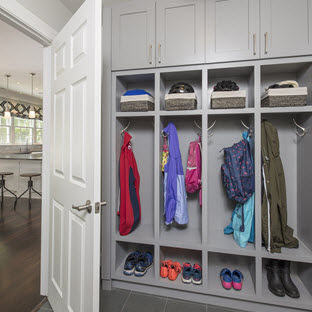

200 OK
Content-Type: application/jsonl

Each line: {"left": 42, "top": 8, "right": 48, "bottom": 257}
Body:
{"left": 16, "top": 0, "right": 72, "bottom": 32}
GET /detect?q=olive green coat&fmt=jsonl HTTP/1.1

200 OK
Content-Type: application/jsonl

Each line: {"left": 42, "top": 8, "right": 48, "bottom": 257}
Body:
{"left": 261, "top": 121, "right": 298, "bottom": 253}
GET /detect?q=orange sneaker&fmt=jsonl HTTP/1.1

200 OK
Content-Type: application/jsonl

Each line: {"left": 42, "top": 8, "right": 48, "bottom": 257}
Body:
{"left": 160, "top": 260, "right": 172, "bottom": 278}
{"left": 168, "top": 262, "right": 182, "bottom": 281}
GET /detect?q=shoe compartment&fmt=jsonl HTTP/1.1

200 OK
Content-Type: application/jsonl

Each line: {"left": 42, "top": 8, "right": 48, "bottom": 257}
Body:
{"left": 160, "top": 70, "right": 202, "bottom": 111}
{"left": 208, "top": 66, "right": 255, "bottom": 109}
{"left": 207, "top": 114, "right": 256, "bottom": 252}
{"left": 208, "top": 252, "right": 256, "bottom": 297}
{"left": 115, "top": 117, "right": 155, "bottom": 241}
{"left": 159, "top": 116, "right": 203, "bottom": 246}
{"left": 262, "top": 259, "right": 312, "bottom": 307}
{"left": 260, "top": 113, "right": 312, "bottom": 261}
{"left": 115, "top": 241, "right": 155, "bottom": 280}
{"left": 159, "top": 246, "right": 202, "bottom": 288}
{"left": 115, "top": 73, "right": 155, "bottom": 112}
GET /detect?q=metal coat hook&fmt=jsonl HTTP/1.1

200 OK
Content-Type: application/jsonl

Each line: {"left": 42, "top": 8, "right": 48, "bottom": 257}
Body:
{"left": 121, "top": 121, "right": 130, "bottom": 137}
{"left": 293, "top": 119, "right": 306, "bottom": 137}
{"left": 194, "top": 120, "right": 217, "bottom": 137}
{"left": 161, "top": 130, "right": 168, "bottom": 138}
{"left": 241, "top": 120, "right": 253, "bottom": 137}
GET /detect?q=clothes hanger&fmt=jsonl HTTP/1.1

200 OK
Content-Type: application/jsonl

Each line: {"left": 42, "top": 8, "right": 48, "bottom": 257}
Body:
{"left": 293, "top": 119, "right": 306, "bottom": 137}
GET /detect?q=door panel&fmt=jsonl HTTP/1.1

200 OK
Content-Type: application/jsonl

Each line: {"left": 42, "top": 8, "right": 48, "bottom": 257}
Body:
{"left": 206, "top": 0, "right": 259, "bottom": 62}
{"left": 48, "top": 1, "right": 102, "bottom": 311}
{"left": 156, "top": 0, "right": 205, "bottom": 66}
{"left": 261, "top": 0, "right": 312, "bottom": 58}
{"left": 112, "top": 0, "right": 156, "bottom": 70}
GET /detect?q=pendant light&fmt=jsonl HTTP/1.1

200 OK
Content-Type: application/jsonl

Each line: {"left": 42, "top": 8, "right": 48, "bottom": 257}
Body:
{"left": 4, "top": 75, "right": 11, "bottom": 119}
{"left": 29, "top": 73, "right": 36, "bottom": 119}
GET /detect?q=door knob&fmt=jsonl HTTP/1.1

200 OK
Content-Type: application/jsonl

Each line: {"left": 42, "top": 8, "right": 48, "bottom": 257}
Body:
{"left": 95, "top": 201, "right": 107, "bottom": 214}
{"left": 72, "top": 200, "right": 92, "bottom": 213}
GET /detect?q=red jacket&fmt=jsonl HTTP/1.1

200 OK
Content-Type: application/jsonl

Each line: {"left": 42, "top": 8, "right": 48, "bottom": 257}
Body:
{"left": 119, "top": 132, "right": 141, "bottom": 235}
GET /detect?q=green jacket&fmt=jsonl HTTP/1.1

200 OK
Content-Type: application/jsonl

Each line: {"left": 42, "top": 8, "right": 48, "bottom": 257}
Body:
{"left": 261, "top": 121, "right": 298, "bottom": 253}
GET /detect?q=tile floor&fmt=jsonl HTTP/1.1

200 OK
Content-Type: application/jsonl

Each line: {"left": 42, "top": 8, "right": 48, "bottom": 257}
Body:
{"left": 38, "top": 289, "right": 239, "bottom": 312}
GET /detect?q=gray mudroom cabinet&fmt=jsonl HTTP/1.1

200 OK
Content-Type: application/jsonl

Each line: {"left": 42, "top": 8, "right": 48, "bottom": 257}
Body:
{"left": 105, "top": 1, "right": 312, "bottom": 312}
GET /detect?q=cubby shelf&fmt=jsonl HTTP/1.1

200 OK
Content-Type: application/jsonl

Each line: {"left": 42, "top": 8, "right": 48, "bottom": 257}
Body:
{"left": 111, "top": 57, "right": 312, "bottom": 311}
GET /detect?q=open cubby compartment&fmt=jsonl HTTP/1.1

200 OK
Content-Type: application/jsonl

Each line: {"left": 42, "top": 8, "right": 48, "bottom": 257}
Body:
{"left": 115, "top": 117, "right": 155, "bottom": 242}
{"left": 207, "top": 114, "right": 256, "bottom": 253}
{"left": 262, "top": 258, "right": 312, "bottom": 309}
{"left": 115, "top": 73, "right": 155, "bottom": 112}
{"left": 260, "top": 113, "right": 312, "bottom": 262}
{"left": 159, "top": 246, "right": 203, "bottom": 288}
{"left": 208, "top": 66, "right": 255, "bottom": 109}
{"left": 260, "top": 62, "right": 312, "bottom": 107}
{"left": 115, "top": 241, "right": 155, "bottom": 280}
{"left": 208, "top": 252, "right": 256, "bottom": 297}
{"left": 159, "top": 115, "right": 203, "bottom": 247}
{"left": 159, "top": 69, "right": 203, "bottom": 111}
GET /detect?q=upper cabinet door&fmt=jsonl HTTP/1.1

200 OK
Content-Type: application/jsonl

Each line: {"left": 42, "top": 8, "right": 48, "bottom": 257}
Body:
{"left": 112, "top": 0, "right": 156, "bottom": 70}
{"left": 206, "top": 0, "right": 259, "bottom": 63}
{"left": 156, "top": 0, "right": 205, "bottom": 67}
{"left": 261, "top": 0, "right": 312, "bottom": 58}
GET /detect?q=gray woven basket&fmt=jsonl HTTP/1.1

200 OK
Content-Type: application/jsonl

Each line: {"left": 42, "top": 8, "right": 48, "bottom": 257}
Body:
{"left": 165, "top": 99, "right": 196, "bottom": 111}
{"left": 120, "top": 101, "right": 154, "bottom": 112}
{"left": 261, "top": 95, "right": 307, "bottom": 107}
{"left": 211, "top": 97, "right": 245, "bottom": 109}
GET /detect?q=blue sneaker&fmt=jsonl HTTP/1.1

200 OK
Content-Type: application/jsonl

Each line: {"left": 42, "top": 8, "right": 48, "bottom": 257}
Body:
{"left": 192, "top": 263, "right": 202, "bottom": 285}
{"left": 134, "top": 252, "right": 153, "bottom": 277}
{"left": 123, "top": 251, "right": 141, "bottom": 275}
{"left": 182, "top": 262, "right": 192, "bottom": 284}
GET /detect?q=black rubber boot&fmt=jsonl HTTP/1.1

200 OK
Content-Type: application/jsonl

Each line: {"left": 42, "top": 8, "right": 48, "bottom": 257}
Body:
{"left": 279, "top": 260, "right": 300, "bottom": 298}
{"left": 266, "top": 259, "right": 285, "bottom": 297}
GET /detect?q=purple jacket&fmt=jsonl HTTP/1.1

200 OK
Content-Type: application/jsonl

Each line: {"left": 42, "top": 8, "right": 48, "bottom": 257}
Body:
{"left": 163, "top": 122, "right": 188, "bottom": 225}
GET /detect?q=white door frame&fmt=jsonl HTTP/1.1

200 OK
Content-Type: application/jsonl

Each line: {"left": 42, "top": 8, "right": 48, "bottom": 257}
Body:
{"left": 0, "top": 0, "right": 56, "bottom": 296}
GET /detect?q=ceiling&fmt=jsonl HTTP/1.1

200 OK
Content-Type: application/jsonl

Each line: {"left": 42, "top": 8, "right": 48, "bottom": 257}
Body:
{"left": 0, "top": 19, "right": 43, "bottom": 99}
{"left": 59, "top": 0, "right": 85, "bottom": 13}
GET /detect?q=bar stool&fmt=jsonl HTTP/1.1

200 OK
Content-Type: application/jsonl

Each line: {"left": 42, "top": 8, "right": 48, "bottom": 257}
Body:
{"left": 15, "top": 173, "right": 42, "bottom": 210}
{"left": 0, "top": 172, "right": 17, "bottom": 209}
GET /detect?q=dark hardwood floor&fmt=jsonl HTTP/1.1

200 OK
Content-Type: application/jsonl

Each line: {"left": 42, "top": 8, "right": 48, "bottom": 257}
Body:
{"left": 0, "top": 197, "right": 43, "bottom": 312}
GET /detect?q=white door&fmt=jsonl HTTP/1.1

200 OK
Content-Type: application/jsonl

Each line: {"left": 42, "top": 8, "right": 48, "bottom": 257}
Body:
{"left": 156, "top": 0, "right": 205, "bottom": 66}
{"left": 48, "top": 0, "right": 102, "bottom": 311}
{"left": 112, "top": 0, "right": 156, "bottom": 70}
{"left": 260, "top": 0, "right": 312, "bottom": 58}
{"left": 206, "top": 0, "right": 259, "bottom": 62}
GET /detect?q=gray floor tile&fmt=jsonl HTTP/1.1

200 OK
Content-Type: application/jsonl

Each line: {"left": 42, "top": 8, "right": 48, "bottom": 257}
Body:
{"left": 41, "top": 300, "right": 53, "bottom": 310}
{"left": 122, "top": 291, "right": 167, "bottom": 312}
{"left": 207, "top": 304, "right": 238, "bottom": 312}
{"left": 165, "top": 299, "right": 206, "bottom": 312}
{"left": 100, "top": 288, "right": 130, "bottom": 312}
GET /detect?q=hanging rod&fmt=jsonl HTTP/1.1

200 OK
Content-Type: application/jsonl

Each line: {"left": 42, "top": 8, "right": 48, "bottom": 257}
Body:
{"left": 293, "top": 119, "right": 306, "bottom": 137}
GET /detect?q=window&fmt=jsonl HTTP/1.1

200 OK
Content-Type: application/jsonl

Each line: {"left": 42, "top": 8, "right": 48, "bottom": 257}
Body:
{"left": 0, "top": 116, "right": 42, "bottom": 145}
{"left": 35, "top": 120, "right": 43, "bottom": 144}
{"left": 14, "top": 117, "right": 34, "bottom": 144}
{"left": 0, "top": 117, "right": 11, "bottom": 144}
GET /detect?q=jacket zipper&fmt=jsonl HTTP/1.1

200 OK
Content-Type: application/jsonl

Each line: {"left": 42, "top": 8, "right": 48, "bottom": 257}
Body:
{"left": 262, "top": 159, "right": 271, "bottom": 253}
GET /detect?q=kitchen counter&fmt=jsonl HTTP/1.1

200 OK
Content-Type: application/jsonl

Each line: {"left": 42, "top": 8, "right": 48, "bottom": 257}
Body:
{"left": 0, "top": 152, "right": 42, "bottom": 161}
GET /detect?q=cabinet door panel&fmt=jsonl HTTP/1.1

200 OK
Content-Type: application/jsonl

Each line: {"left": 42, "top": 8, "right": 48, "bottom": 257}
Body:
{"left": 206, "top": 0, "right": 259, "bottom": 62}
{"left": 156, "top": 0, "right": 205, "bottom": 66}
{"left": 112, "top": 0, "right": 155, "bottom": 70}
{"left": 261, "top": 0, "right": 312, "bottom": 58}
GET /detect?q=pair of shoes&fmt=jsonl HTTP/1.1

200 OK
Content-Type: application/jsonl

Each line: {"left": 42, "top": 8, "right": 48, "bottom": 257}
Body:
{"left": 182, "top": 263, "right": 202, "bottom": 285}
{"left": 160, "top": 260, "right": 182, "bottom": 281}
{"left": 220, "top": 268, "right": 243, "bottom": 291}
{"left": 123, "top": 251, "right": 153, "bottom": 277}
{"left": 266, "top": 260, "right": 300, "bottom": 298}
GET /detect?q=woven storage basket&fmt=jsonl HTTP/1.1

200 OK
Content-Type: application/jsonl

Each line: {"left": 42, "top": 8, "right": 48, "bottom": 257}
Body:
{"left": 211, "top": 91, "right": 246, "bottom": 109}
{"left": 165, "top": 93, "right": 197, "bottom": 111}
{"left": 261, "top": 87, "right": 307, "bottom": 107}
{"left": 120, "top": 94, "right": 154, "bottom": 112}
